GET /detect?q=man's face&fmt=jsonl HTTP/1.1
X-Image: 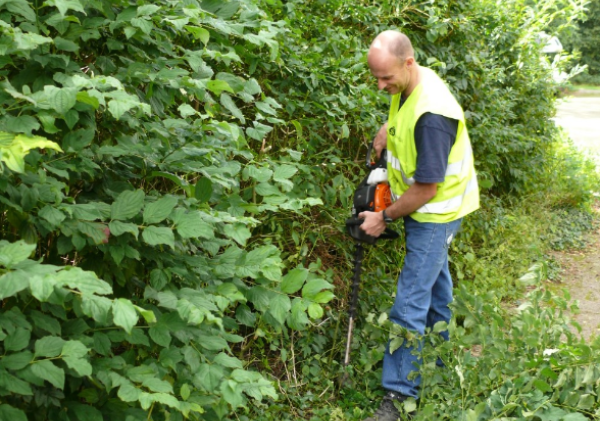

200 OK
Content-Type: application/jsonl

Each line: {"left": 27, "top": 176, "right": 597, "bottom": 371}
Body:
{"left": 368, "top": 52, "right": 409, "bottom": 95}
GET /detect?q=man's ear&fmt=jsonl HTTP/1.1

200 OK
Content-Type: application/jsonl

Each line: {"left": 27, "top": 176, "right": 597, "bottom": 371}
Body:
{"left": 406, "top": 57, "right": 415, "bottom": 68}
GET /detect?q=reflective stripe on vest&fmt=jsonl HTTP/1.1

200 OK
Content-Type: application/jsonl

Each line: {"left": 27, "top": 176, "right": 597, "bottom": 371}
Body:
{"left": 390, "top": 172, "right": 478, "bottom": 213}
{"left": 387, "top": 140, "right": 473, "bottom": 187}
{"left": 417, "top": 174, "right": 478, "bottom": 214}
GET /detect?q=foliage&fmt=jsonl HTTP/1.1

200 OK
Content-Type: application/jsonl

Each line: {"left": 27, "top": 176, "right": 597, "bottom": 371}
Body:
{"left": 562, "top": 0, "right": 600, "bottom": 83}
{"left": 415, "top": 283, "right": 600, "bottom": 420}
{"left": 0, "top": 0, "right": 598, "bottom": 420}
{"left": 0, "top": 0, "right": 331, "bottom": 419}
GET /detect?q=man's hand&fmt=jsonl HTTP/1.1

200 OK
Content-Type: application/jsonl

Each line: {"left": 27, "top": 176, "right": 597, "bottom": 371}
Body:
{"left": 373, "top": 122, "right": 388, "bottom": 158}
{"left": 358, "top": 211, "right": 386, "bottom": 237}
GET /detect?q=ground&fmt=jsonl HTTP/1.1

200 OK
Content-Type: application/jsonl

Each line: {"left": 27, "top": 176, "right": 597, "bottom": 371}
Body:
{"left": 552, "top": 91, "right": 600, "bottom": 342}
{"left": 550, "top": 215, "right": 600, "bottom": 341}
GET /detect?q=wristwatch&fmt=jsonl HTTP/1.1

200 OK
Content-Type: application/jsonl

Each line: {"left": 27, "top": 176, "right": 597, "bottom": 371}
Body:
{"left": 381, "top": 209, "right": 394, "bottom": 224}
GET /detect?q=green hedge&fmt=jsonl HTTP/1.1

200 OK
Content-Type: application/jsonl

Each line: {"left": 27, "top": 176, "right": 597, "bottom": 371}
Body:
{"left": 0, "top": 0, "right": 597, "bottom": 420}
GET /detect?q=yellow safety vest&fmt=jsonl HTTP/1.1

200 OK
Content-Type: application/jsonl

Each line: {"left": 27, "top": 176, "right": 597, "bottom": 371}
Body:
{"left": 386, "top": 67, "right": 479, "bottom": 223}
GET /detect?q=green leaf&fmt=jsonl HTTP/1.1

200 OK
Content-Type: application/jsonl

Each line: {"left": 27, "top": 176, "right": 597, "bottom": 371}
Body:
{"left": 142, "top": 378, "right": 173, "bottom": 393}
{"left": 195, "top": 178, "right": 213, "bottom": 203}
{"left": 62, "top": 340, "right": 92, "bottom": 376}
{"left": 5, "top": 115, "right": 40, "bottom": 135}
{"left": 268, "top": 294, "right": 291, "bottom": 326}
{"left": 196, "top": 363, "right": 224, "bottom": 392}
{"left": 243, "top": 165, "right": 272, "bottom": 182}
{"left": 307, "top": 303, "right": 323, "bottom": 319}
{"left": 176, "top": 212, "right": 214, "bottom": 239}
{"left": 81, "top": 294, "right": 112, "bottom": 324}
{"left": 281, "top": 268, "right": 308, "bottom": 294}
{"left": 288, "top": 298, "right": 309, "bottom": 330}
{"left": 0, "top": 370, "right": 33, "bottom": 396}
{"left": 142, "top": 226, "right": 175, "bottom": 248}
{"left": 149, "top": 324, "right": 171, "bottom": 347}
{"left": 34, "top": 336, "right": 65, "bottom": 358}
{"left": 76, "top": 91, "right": 101, "bottom": 109}
{"left": 0, "top": 405, "right": 27, "bottom": 421}
{"left": 137, "top": 4, "right": 160, "bottom": 16}
{"left": 31, "top": 360, "right": 65, "bottom": 389}
{"left": 220, "top": 93, "right": 245, "bottom": 123}
{"left": 143, "top": 196, "right": 178, "bottom": 225}
{"left": 199, "top": 335, "right": 229, "bottom": 351}
{"left": 223, "top": 223, "right": 251, "bottom": 246}
{"left": 134, "top": 305, "right": 157, "bottom": 324}
{"left": 70, "top": 403, "right": 103, "bottom": 421}
{"left": 63, "top": 354, "right": 92, "bottom": 376}
{"left": 178, "top": 104, "right": 196, "bottom": 118}
{"left": 273, "top": 164, "right": 298, "bottom": 181}
{"left": 112, "top": 298, "right": 138, "bottom": 333}
{"left": 93, "top": 332, "right": 111, "bottom": 356}
{"left": 0, "top": 272, "right": 29, "bottom": 300}
{"left": 54, "top": 36, "right": 79, "bottom": 52}
{"left": 533, "top": 379, "right": 553, "bottom": 393}
{"left": 6, "top": 0, "right": 36, "bottom": 21}
{"left": 0, "top": 240, "right": 36, "bottom": 268}
{"left": 1, "top": 351, "right": 33, "bottom": 371}
{"left": 30, "top": 311, "right": 61, "bottom": 335}
{"left": 312, "top": 290, "right": 334, "bottom": 304}
{"left": 58, "top": 267, "right": 113, "bottom": 295}
{"left": 118, "top": 382, "right": 142, "bottom": 402}
{"left": 44, "top": 86, "right": 78, "bottom": 114}
{"left": 576, "top": 394, "right": 595, "bottom": 410}
{"left": 46, "top": 0, "right": 86, "bottom": 16}
{"left": 207, "top": 80, "right": 234, "bottom": 96}
{"left": 302, "top": 278, "right": 334, "bottom": 300}
{"left": 246, "top": 121, "right": 273, "bottom": 141}
{"left": 111, "top": 190, "right": 145, "bottom": 220}
{"left": 180, "top": 383, "right": 191, "bottom": 401}
{"left": 108, "top": 220, "right": 139, "bottom": 238}
{"left": 12, "top": 32, "right": 52, "bottom": 51}
{"left": 5, "top": 327, "right": 30, "bottom": 352}
{"left": 185, "top": 26, "right": 210, "bottom": 45}
{"left": 29, "top": 275, "right": 55, "bottom": 302}
{"left": 214, "top": 352, "right": 244, "bottom": 369}
{"left": 39, "top": 205, "right": 66, "bottom": 226}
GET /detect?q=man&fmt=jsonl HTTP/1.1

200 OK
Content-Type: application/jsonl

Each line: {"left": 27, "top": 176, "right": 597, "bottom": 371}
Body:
{"left": 359, "top": 30, "right": 479, "bottom": 420}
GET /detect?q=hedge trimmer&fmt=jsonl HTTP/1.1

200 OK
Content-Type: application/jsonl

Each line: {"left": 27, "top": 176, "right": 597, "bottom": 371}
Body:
{"left": 340, "top": 143, "right": 398, "bottom": 384}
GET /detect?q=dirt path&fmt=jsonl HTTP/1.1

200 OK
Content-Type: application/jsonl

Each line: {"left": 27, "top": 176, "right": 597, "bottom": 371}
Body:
{"left": 549, "top": 223, "right": 600, "bottom": 341}
{"left": 552, "top": 92, "right": 600, "bottom": 341}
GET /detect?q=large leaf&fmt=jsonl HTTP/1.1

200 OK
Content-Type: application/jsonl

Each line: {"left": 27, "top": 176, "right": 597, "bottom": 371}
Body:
{"left": 111, "top": 190, "right": 145, "bottom": 221}
{"left": 112, "top": 299, "right": 139, "bottom": 333}
{"left": 30, "top": 360, "right": 65, "bottom": 389}
{"left": 280, "top": 267, "right": 309, "bottom": 294}
{"left": 143, "top": 196, "right": 178, "bottom": 225}
{"left": 176, "top": 212, "right": 214, "bottom": 240}
{"left": 142, "top": 226, "right": 175, "bottom": 248}
{"left": 0, "top": 405, "right": 27, "bottom": 421}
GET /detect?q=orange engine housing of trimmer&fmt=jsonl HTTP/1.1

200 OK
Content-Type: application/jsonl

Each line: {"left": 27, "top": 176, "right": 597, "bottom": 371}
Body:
{"left": 373, "top": 183, "right": 393, "bottom": 212}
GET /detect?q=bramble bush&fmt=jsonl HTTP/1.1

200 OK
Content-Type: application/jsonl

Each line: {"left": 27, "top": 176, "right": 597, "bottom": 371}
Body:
{"left": 1, "top": 0, "right": 599, "bottom": 420}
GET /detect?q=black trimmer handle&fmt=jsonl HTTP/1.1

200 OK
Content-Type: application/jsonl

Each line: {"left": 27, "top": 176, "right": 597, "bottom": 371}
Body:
{"left": 345, "top": 217, "right": 399, "bottom": 244}
{"left": 366, "top": 141, "right": 388, "bottom": 170}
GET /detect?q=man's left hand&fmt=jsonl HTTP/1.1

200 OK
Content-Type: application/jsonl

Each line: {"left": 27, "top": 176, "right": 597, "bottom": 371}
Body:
{"left": 358, "top": 211, "right": 386, "bottom": 237}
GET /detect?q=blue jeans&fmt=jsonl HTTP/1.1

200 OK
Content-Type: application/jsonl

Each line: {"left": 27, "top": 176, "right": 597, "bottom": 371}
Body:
{"left": 381, "top": 216, "right": 462, "bottom": 398}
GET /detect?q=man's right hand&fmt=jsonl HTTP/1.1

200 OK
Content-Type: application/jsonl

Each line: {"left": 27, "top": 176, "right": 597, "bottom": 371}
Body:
{"left": 373, "top": 122, "right": 388, "bottom": 158}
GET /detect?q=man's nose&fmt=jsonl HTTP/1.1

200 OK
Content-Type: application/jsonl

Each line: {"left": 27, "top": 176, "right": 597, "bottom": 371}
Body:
{"left": 377, "top": 79, "right": 386, "bottom": 91}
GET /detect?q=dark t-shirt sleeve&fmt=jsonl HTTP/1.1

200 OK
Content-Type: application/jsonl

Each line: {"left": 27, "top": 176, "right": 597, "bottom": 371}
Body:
{"left": 413, "top": 112, "right": 458, "bottom": 183}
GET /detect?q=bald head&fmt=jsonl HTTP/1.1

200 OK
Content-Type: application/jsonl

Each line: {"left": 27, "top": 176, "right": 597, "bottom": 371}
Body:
{"left": 369, "top": 30, "right": 414, "bottom": 62}
{"left": 367, "top": 30, "right": 420, "bottom": 96}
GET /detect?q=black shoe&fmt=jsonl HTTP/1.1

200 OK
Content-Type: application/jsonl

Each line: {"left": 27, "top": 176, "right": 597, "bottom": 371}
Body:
{"left": 363, "top": 391, "right": 414, "bottom": 421}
